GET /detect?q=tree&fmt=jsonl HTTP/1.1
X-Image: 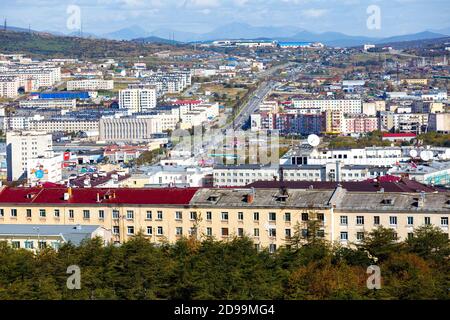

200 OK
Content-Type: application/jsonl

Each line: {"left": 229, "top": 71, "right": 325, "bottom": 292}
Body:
{"left": 405, "top": 225, "right": 450, "bottom": 263}
{"left": 358, "top": 226, "right": 401, "bottom": 263}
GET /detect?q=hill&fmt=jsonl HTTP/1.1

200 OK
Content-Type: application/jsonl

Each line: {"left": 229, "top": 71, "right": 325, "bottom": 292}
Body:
{"left": 0, "top": 30, "right": 176, "bottom": 58}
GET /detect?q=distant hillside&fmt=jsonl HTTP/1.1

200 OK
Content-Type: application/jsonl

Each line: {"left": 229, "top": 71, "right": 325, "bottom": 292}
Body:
{"left": 133, "top": 36, "right": 181, "bottom": 45}
{"left": 0, "top": 30, "right": 176, "bottom": 58}
{"left": 375, "top": 31, "right": 446, "bottom": 44}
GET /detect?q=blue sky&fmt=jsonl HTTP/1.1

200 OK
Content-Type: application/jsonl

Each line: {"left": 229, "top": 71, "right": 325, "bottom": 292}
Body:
{"left": 1, "top": 0, "right": 449, "bottom": 36}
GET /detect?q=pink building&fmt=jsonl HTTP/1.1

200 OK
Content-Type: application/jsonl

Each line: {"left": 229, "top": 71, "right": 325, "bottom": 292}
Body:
{"left": 344, "top": 115, "right": 379, "bottom": 134}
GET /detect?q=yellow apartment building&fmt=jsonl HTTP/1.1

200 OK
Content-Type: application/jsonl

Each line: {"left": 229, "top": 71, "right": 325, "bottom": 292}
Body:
{"left": 0, "top": 184, "right": 448, "bottom": 251}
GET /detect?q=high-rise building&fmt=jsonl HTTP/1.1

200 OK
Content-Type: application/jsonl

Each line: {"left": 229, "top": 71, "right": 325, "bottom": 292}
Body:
{"left": 6, "top": 131, "right": 53, "bottom": 181}
{"left": 119, "top": 87, "right": 157, "bottom": 112}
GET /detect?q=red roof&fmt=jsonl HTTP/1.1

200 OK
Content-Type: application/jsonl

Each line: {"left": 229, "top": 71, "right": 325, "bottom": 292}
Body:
{"left": 0, "top": 187, "right": 199, "bottom": 205}
{"left": 383, "top": 133, "right": 417, "bottom": 138}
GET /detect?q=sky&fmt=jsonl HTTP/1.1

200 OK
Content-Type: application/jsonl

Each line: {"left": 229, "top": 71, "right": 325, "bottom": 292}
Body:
{"left": 1, "top": 0, "right": 449, "bottom": 37}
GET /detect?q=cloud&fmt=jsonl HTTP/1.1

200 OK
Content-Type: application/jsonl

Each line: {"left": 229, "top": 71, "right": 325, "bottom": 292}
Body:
{"left": 301, "top": 8, "right": 328, "bottom": 18}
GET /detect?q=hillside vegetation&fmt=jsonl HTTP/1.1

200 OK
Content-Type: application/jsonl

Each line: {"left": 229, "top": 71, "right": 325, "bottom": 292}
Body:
{"left": 0, "top": 30, "right": 178, "bottom": 58}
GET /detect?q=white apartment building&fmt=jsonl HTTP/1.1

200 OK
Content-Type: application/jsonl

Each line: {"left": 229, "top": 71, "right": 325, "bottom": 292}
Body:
{"left": 6, "top": 131, "right": 53, "bottom": 181}
{"left": 119, "top": 87, "right": 157, "bottom": 112}
{"left": 27, "top": 150, "right": 63, "bottom": 185}
{"left": 3, "top": 66, "right": 61, "bottom": 88}
{"left": 0, "top": 76, "right": 20, "bottom": 98}
{"left": 19, "top": 99, "right": 76, "bottom": 109}
{"left": 99, "top": 117, "right": 161, "bottom": 143}
{"left": 213, "top": 163, "right": 388, "bottom": 187}
{"left": 145, "top": 165, "right": 213, "bottom": 187}
{"left": 28, "top": 119, "right": 99, "bottom": 134}
{"left": 281, "top": 146, "right": 411, "bottom": 167}
{"left": 292, "top": 99, "right": 362, "bottom": 114}
{"left": 67, "top": 79, "right": 114, "bottom": 91}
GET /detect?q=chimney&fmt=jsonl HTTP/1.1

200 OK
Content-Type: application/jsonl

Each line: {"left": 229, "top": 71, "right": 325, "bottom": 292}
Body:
{"left": 96, "top": 193, "right": 100, "bottom": 202}
{"left": 418, "top": 192, "right": 425, "bottom": 208}
{"left": 246, "top": 193, "right": 254, "bottom": 204}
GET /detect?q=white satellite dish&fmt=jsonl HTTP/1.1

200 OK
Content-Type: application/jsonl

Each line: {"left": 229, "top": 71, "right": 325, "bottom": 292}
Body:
{"left": 307, "top": 134, "right": 320, "bottom": 147}
{"left": 409, "top": 150, "right": 418, "bottom": 158}
{"left": 420, "top": 151, "right": 431, "bottom": 162}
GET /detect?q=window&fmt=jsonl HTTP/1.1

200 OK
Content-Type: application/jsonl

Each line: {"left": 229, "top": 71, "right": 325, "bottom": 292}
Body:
{"left": 441, "top": 217, "right": 449, "bottom": 226}
{"left": 340, "top": 232, "right": 348, "bottom": 241}
{"left": 424, "top": 217, "right": 431, "bottom": 225}
{"left": 11, "top": 209, "right": 17, "bottom": 217}
{"left": 113, "top": 226, "right": 119, "bottom": 234}
{"left": 407, "top": 216, "right": 414, "bottom": 225}
{"left": 146, "top": 211, "right": 152, "bottom": 220}
{"left": 317, "top": 213, "right": 324, "bottom": 221}
{"left": 206, "top": 211, "right": 212, "bottom": 220}
{"left": 127, "top": 226, "right": 134, "bottom": 235}
{"left": 238, "top": 212, "right": 244, "bottom": 221}
{"left": 11, "top": 241, "right": 20, "bottom": 249}
{"left": 221, "top": 228, "right": 229, "bottom": 236}
{"left": 268, "top": 212, "right": 276, "bottom": 222}
{"left": 238, "top": 228, "right": 244, "bottom": 237}
{"left": 221, "top": 212, "right": 229, "bottom": 221}
{"left": 254, "top": 228, "right": 260, "bottom": 237}
{"left": 0, "top": 209, "right": 4, "bottom": 217}
{"left": 157, "top": 226, "right": 163, "bottom": 235}
{"left": 356, "top": 216, "right": 364, "bottom": 225}
{"left": 268, "top": 228, "right": 277, "bottom": 237}
{"left": 407, "top": 233, "right": 414, "bottom": 240}
{"left": 39, "top": 209, "right": 46, "bottom": 218}
{"left": 175, "top": 211, "right": 183, "bottom": 220}
{"left": 25, "top": 241, "right": 34, "bottom": 249}
{"left": 389, "top": 216, "right": 397, "bottom": 226}
{"left": 301, "top": 212, "right": 309, "bottom": 221}
{"left": 69, "top": 210, "right": 74, "bottom": 219}
{"left": 284, "top": 212, "right": 291, "bottom": 222}
{"left": 54, "top": 209, "right": 60, "bottom": 218}
{"left": 253, "top": 212, "right": 259, "bottom": 221}
{"left": 190, "top": 212, "right": 197, "bottom": 221}
{"left": 374, "top": 216, "right": 380, "bottom": 225}
{"left": 83, "top": 210, "right": 90, "bottom": 219}
{"left": 317, "top": 229, "right": 325, "bottom": 238}
{"left": 285, "top": 229, "right": 291, "bottom": 238}
{"left": 126, "top": 210, "right": 134, "bottom": 220}
{"left": 147, "top": 226, "right": 153, "bottom": 235}
{"left": 206, "top": 227, "right": 212, "bottom": 236}
{"left": 113, "top": 210, "right": 120, "bottom": 219}
{"left": 176, "top": 227, "right": 183, "bottom": 236}
{"left": 269, "top": 244, "right": 277, "bottom": 253}
{"left": 357, "top": 232, "right": 365, "bottom": 241}
{"left": 340, "top": 216, "right": 348, "bottom": 225}
{"left": 254, "top": 244, "right": 261, "bottom": 251}
{"left": 99, "top": 210, "right": 105, "bottom": 219}
{"left": 39, "top": 241, "right": 47, "bottom": 250}
{"left": 157, "top": 211, "right": 163, "bottom": 220}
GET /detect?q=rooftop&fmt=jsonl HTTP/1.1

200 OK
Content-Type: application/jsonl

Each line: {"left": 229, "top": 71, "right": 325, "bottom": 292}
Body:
{"left": 0, "top": 224, "right": 101, "bottom": 245}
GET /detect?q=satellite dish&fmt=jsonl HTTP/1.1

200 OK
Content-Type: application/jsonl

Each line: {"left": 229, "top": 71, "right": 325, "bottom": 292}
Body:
{"left": 307, "top": 134, "right": 320, "bottom": 147}
{"left": 420, "top": 151, "right": 431, "bottom": 162}
{"left": 409, "top": 150, "right": 418, "bottom": 158}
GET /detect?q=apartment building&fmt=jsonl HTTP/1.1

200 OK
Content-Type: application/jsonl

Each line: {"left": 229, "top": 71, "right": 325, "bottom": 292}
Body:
{"left": 0, "top": 76, "right": 20, "bottom": 98}
{"left": 0, "top": 184, "right": 447, "bottom": 250}
{"left": 292, "top": 99, "right": 362, "bottom": 114}
{"left": 3, "top": 66, "right": 61, "bottom": 88}
{"left": 19, "top": 99, "right": 77, "bottom": 109}
{"left": 119, "top": 87, "right": 157, "bottom": 112}
{"left": 213, "top": 163, "right": 389, "bottom": 187}
{"left": 99, "top": 117, "right": 161, "bottom": 143}
{"left": 28, "top": 119, "right": 99, "bottom": 134}
{"left": 67, "top": 79, "right": 114, "bottom": 91}
{"left": 282, "top": 146, "right": 410, "bottom": 167}
{"left": 6, "top": 131, "right": 53, "bottom": 181}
